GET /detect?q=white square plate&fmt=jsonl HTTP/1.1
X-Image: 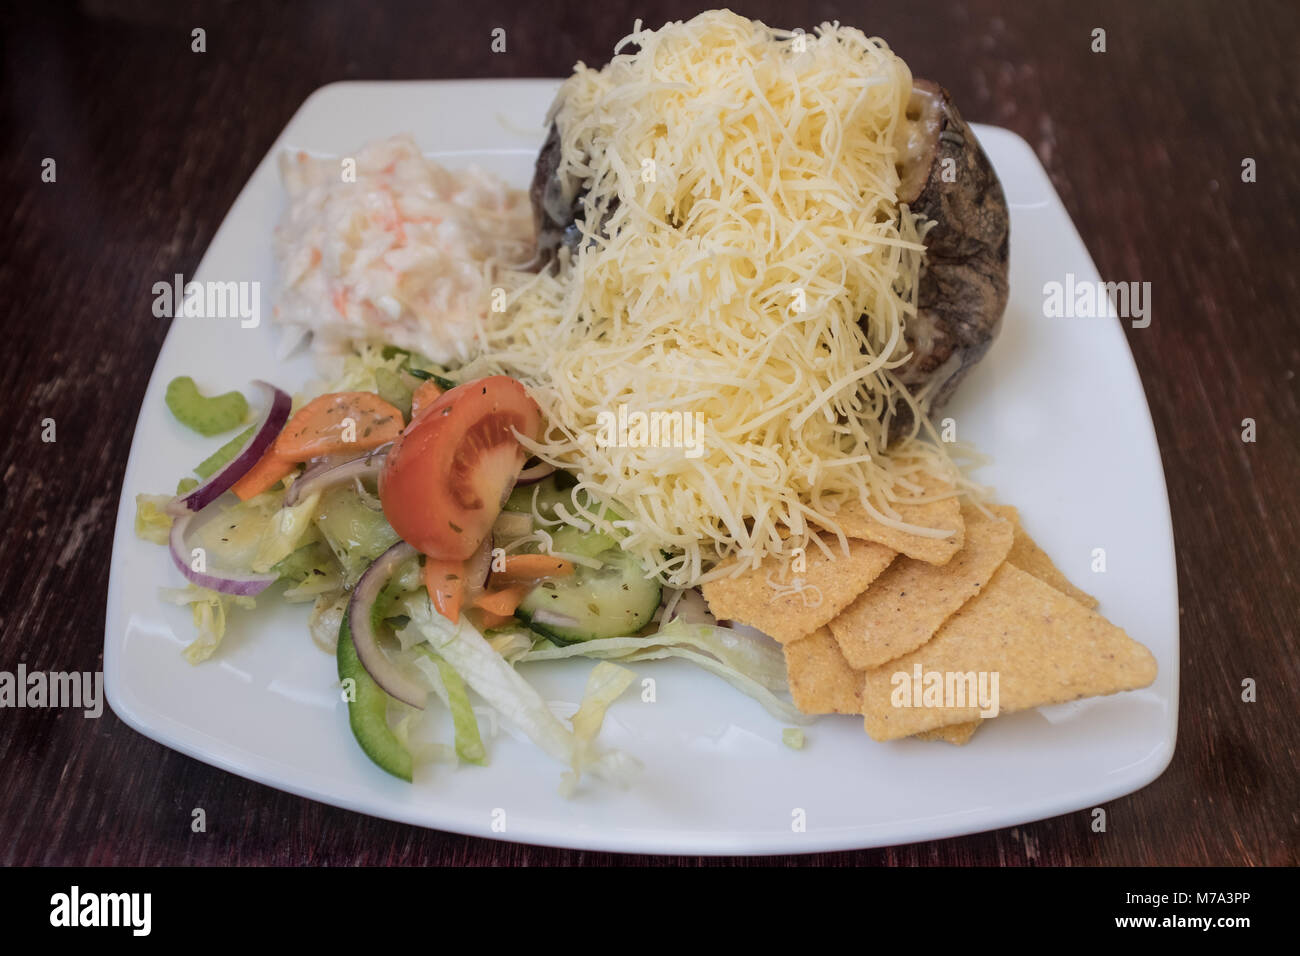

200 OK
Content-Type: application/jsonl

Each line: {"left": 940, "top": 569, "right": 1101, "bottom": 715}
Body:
{"left": 104, "top": 80, "right": 1178, "bottom": 855}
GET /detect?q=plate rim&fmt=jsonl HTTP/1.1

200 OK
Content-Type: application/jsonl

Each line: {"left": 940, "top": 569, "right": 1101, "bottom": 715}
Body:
{"left": 103, "top": 78, "right": 1180, "bottom": 856}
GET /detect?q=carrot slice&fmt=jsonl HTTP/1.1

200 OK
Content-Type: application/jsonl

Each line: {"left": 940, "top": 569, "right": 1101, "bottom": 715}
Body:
{"left": 472, "top": 585, "right": 531, "bottom": 618}
{"left": 230, "top": 449, "right": 296, "bottom": 501}
{"left": 409, "top": 380, "right": 444, "bottom": 420}
{"left": 472, "top": 608, "right": 516, "bottom": 630}
{"left": 275, "top": 392, "right": 404, "bottom": 461}
{"left": 491, "top": 554, "right": 575, "bottom": 583}
{"left": 423, "top": 558, "right": 465, "bottom": 622}
{"left": 231, "top": 391, "right": 404, "bottom": 501}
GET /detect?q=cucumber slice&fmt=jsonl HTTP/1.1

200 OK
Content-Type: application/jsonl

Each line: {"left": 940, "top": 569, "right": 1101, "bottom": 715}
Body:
{"left": 547, "top": 524, "right": 618, "bottom": 560}
{"left": 336, "top": 617, "right": 413, "bottom": 782}
{"left": 314, "top": 484, "right": 400, "bottom": 586}
{"left": 516, "top": 544, "right": 661, "bottom": 644}
{"left": 187, "top": 498, "right": 275, "bottom": 572}
{"left": 504, "top": 473, "right": 578, "bottom": 521}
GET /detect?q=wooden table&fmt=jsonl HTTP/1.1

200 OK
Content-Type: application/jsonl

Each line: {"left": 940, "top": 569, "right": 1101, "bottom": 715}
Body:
{"left": 3, "top": 0, "right": 1296, "bottom": 866}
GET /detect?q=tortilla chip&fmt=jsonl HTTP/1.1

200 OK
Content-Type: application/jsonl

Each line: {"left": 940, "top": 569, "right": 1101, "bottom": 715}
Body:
{"left": 828, "top": 480, "right": 964, "bottom": 566}
{"left": 784, "top": 627, "right": 863, "bottom": 715}
{"left": 701, "top": 536, "right": 895, "bottom": 643}
{"left": 914, "top": 720, "right": 982, "bottom": 745}
{"left": 860, "top": 563, "right": 1157, "bottom": 740}
{"left": 994, "top": 505, "right": 1098, "bottom": 609}
{"left": 828, "top": 504, "right": 1014, "bottom": 669}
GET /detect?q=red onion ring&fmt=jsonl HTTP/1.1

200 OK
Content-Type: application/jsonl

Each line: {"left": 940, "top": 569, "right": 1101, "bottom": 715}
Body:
{"left": 514, "top": 460, "right": 556, "bottom": 485}
{"left": 166, "top": 381, "right": 291, "bottom": 516}
{"left": 347, "top": 541, "right": 428, "bottom": 709}
{"left": 168, "top": 510, "right": 279, "bottom": 596}
{"left": 284, "top": 443, "right": 390, "bottom": 506}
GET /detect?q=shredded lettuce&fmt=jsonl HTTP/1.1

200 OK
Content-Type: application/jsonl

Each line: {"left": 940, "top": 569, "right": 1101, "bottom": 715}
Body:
{"left": 250, "top": 489, "right": 322, "bottom": 572}
{"left": 375, "top": 556, "right": 421, "bottom": 623}
{"left": 159, "top": 584, "right": 256, "bottom": 664}
{"left": 410, "top": 649, "right": 487, "bottom": 766}
{"left": 312, "top": 344, "right": 411, "bottom": 397}
{"left": 391, "top": 711, "right": 458, "bottom": 767}
{"left": 275, "top": 539, "right": 342, "bottom": 600}
{"left": 373, "top": 366, "right": 413, "bottom": 419}
{"left": 134, "top": 494, "right": 174, "bottom": 545}
{"left": 569, "top": 661, "right": 634, "bottom": 743}
{"left": 401, "top": 593, "right": 639, "bottom": 791}
{"left": 621, "top": 645, "right": 809, "bottom": 724}
{"left": 519, "top": 619, "right": 807, "bottom": 722}
{"left": 307, "top": 591, "right": 349, "bottom": 653}
{"left": 484, "top": 627, "right": 536, "bottom": 664}
{"left": 654, "top": 619, "right": 790, "bottom": 692}
{"left": 283, "top": 566, "right": 344, "bottom": 602}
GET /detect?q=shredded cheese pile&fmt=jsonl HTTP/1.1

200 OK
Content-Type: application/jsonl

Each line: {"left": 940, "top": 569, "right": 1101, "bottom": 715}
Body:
{"left": 484, "top": 11, "right": 961, "bottom": 587}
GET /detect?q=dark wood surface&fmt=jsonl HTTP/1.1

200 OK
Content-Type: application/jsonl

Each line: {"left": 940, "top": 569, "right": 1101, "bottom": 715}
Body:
{"left": 2, "top": 0, "right": 1296, "bottom": 866}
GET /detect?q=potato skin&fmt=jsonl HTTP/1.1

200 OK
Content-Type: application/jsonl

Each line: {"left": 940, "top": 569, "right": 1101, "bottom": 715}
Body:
{"left": 529, "top": 122, "right": 579, "bottom": 264}
{"left": 528, "top": 80, "right": 1010, "bottom": 438}
{"left": 887, "top": 80, "right": 1010, "bottom": 436}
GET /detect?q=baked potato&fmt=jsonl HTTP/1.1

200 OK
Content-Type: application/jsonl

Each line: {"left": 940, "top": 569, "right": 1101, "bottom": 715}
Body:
{"left": 887, "top": 80, "right": 1009, "bottom": 434}
{"left": 528, "top": 79, "right": 1009, "bottom": 437}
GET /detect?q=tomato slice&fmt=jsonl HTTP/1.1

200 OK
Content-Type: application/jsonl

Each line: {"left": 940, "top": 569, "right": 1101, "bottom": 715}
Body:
{"left": 380, "top": 376, "right": 542, "bottom": 560}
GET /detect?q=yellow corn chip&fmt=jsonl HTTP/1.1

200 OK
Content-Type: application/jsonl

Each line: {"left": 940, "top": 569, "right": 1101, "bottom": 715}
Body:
{"left": 914, "top": 720, "right": 982, "bottom": 745}
{"left": 828, "top": 481, "right": 964, "bottom": 566}
{"left": 828, "top": 504, "right": 1014, "bottom": 669}
{"left": 701, "top": 536, "right": 895, "bottom": 643}
{"left": 784, "top": 627, "right": 863, "bottom": 715}
{"left": 994, "top": 505, "right": 1098, "bottom": 609}
{"left": 860, "top": 563, "right": 1157, "bottom": 740}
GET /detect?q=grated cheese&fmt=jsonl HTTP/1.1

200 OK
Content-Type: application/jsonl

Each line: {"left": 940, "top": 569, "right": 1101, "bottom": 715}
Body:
{"left": 476, "top": 11, "right": 969, "bottom": 587}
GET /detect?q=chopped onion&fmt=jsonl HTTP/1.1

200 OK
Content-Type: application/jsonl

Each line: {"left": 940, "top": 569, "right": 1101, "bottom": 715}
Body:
{"left": 665, "top": 587, "right": 716, "bottom": 627}
{"left": 491, "top": 510, "right": 533, "bottom": 543}
{"left": 464, "top": 534, "right": 495, "bottom": 604}
{"left": 347, "top": 541, "right": 428, "bottom": 709}
{"left": 166, "top": 381, "right": 291, "bottom": 515}
{"left": 285, "top": 443, "right": 390, "bottom": 506}
{"left": 168, "top": 510, "right": 278, "bottom": 596}
{"left": 529, "top": 609, "right": 580, "bottom": 629}
{"left": 515, "top": 459, "right": 556, "bottom": 485}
